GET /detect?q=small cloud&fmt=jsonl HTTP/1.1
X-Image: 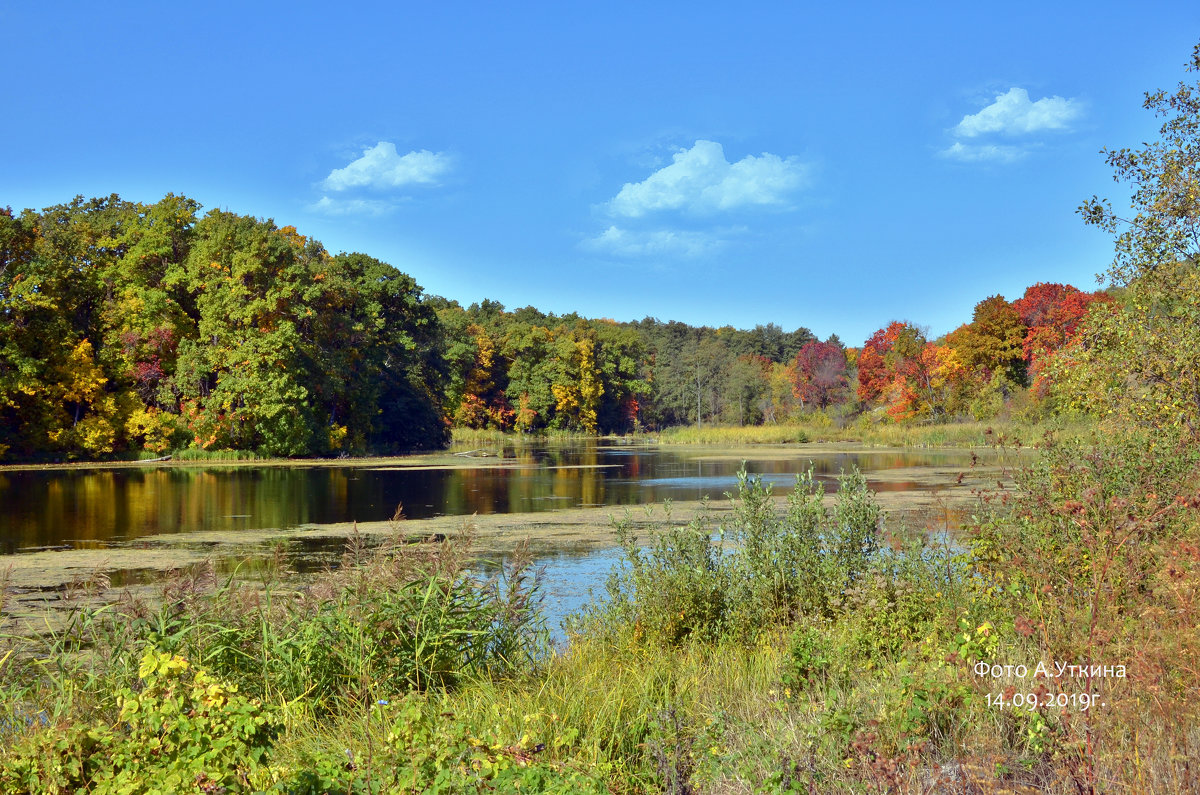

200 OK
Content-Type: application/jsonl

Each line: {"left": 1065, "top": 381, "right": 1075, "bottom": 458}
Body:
{"left": 583, "top": 225, "right": 718, "bottom": 258}
{"left": 322, "top": 142, "right": 452, "bottom": 191}
{"left": 940, "top": 142, "right": 1027, "bottom": 163}
{"left": 954, "top": 88, "right": 1081, "bottom": 138}
{"left": 608, "top": 140, "right": 808, "bottom": 218}
{"left": 309, "top": 195, "right": 396, "bottom": 216}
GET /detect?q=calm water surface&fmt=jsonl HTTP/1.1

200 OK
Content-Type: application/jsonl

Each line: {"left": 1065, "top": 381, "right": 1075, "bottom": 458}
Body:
{"left": 0, "top": 443, "right": 975, "bottom": 554}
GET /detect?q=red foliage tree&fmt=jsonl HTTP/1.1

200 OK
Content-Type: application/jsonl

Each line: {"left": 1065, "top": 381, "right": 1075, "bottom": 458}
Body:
{"left": 790, "top": 341, "right": 848, "bottom": 409}
{"left": 1013, "top": 283, "right": 1075, "bottom": 328}
{"left": 1013, "top": 284, "right": 1115, "bottom": 391}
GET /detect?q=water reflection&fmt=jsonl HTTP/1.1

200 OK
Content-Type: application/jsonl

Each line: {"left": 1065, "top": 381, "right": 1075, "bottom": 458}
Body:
{"left": 0, "top": 443, "right": 980, "bottom": 553}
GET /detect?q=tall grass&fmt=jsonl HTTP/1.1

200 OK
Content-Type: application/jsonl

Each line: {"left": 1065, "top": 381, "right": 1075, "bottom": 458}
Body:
{"left": 451, "top": 427, "right": 596, "bottom": 446}
{"left": 654, "top": 424, "right": 814, "bottom": 445}
{"left": 655, "top": 416, "right": 1095, "bottom": 448}
{"left": 170, "top": 446, "right": 266, "bottom": 461}
{"left": 0, "top": 525, "right": 558, "bottom": 791}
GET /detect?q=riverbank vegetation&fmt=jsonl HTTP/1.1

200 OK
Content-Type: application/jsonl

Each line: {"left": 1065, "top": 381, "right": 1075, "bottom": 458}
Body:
{"left": 0, "top": 464, "right": 1014, "bottom": 791}
{"left": 652, "top": 417, "right": 1094, "bottom": 449}
{"left": 424, "top": 278, "right": 1112, "bottom": 444}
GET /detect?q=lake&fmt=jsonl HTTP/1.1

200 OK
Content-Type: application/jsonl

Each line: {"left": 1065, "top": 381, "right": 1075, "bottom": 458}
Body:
{"left": 0, "top": 442, "right": 983, "bottom": 554}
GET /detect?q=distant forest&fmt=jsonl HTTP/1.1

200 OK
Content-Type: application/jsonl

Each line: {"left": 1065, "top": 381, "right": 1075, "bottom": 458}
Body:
{"left": 0, "top": 195, "right": 1112, "bottom": 461}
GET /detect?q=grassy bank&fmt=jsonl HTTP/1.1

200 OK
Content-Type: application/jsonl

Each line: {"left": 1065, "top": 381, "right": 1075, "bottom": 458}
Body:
{"left": 2, "top": 433, "right": 1197, "bottom": 792}
{"left": 655, "top": 417, "right": 1094, "bottom": 448}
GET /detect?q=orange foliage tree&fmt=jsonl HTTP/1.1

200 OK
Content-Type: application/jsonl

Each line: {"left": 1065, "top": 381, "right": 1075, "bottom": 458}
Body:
{"left": 857, "top": 322, "right": 934, "bottom": 421}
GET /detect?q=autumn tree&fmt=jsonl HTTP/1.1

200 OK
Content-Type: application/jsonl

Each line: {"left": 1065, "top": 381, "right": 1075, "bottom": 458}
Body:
{"left": 856, "top": 322, "right": 938, "bottom": 421}
{"left": 0, "top": 197, "right": 143, "bottom": 458}
{"left": 1012, "top": 282, "right": 1113, "bottom": 393}
{"left": 789, "top": 339, "right": 848, "bottom": 410}
{"left": 453, "top": 324, "right": 513, "bottom": 429}
{"left": 945, "top": 295, "right": 1027, "bottom": 385}
{"left": 550, "top": 331, "right": 604, "bottom": 432}
{"left": 920, "top": 342, "right": 968, "bottom": 415}
{"left": 0, "top": 195, "right": 449, "bottom": 460}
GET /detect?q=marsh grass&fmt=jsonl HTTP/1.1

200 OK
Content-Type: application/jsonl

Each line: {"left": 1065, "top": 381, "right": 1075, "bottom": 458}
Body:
{"left": 655, "top": 417, "right": 1095, "bottom": 449}
{"left": 0, "top": 515, "right": 560, "bottom": 790}
{"left": 171, "top": 447, "right": 266, "bottom": 461}
{"left": 655, "top": 424, "right": 814, "bottom": 445}
{"left": 451, "top": 427, "right": 596, "bottom": 446}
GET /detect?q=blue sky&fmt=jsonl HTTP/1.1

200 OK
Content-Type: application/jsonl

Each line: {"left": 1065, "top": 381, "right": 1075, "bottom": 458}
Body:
{"left": 2, "top": 2, "right": 1197, "bottom": 345}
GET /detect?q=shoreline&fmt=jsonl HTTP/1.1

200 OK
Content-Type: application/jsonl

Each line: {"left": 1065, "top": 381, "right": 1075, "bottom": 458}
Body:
{"left": 0, "top": 437, "right": 1020, "bottom": 474}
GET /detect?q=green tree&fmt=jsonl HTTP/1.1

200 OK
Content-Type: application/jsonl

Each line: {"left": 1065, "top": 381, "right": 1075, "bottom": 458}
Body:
{"left": 176, "top": 212, "right": 318, "bottom": 454}
{"left": 503, "top": 320, "right": 557, "bottom": 431}
{"left": 306, "top": 252, "right": 448, "bottom": 452}
{"left": 723, "top": 354, "right": 770, "bottom": 425}
{"left": 1059, "top": 42, "right": 1200, "bottom": 434}
{"left": 0, "top": 197, "right": 137, "bottom": 458}
{"left": 592, "top": 319, "right": 650, "bottom": 433}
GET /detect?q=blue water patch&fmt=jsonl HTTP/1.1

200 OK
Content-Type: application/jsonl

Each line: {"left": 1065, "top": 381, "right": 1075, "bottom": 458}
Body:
{"left": 537, "top": 548, "right": 624, "bottom": 643}
{"left": 0, "top": 709, "right": 50, "bottom": 737}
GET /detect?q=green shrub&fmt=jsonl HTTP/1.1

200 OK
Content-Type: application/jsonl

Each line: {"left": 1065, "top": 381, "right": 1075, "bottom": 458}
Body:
{"left": 782, "top": 625, "right": 832, "bottom": 693}
{"left": 588, "top": 464, "right": 883, "bottom": 647}
{"left": 604, "top": 508, "right": 732, "bottom": 645}
{"left": 0, "top": 649, "right": 280, "bottom": 794}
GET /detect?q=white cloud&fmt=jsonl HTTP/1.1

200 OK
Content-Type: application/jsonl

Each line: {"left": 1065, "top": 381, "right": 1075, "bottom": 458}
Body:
{"left": 309, "top": 195, "right": 396, "bottom": 216}
{"left": 940, "top": 142, "right": 1027, "bottom": 163}
{"left": 322, "top": 142, "right": 452, "bottom": 191}
{"left": 954, "top": 88, "right": 1081, "bottom": 138}
{"left": 608, "top": 140, "right": 807, "bottom": 218}
{"left": 583, "top": 225, "right": 718, "bottom": 258}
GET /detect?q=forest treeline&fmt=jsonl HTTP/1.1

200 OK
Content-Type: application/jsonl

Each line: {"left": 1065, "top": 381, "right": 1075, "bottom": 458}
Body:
{"left": 0, "top": 194, "right": 1114, "bottom": 461}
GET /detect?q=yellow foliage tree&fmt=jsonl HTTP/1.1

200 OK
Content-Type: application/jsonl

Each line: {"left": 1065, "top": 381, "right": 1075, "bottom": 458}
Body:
{"left": 552, "top": 336, "right": 604, "bottom": 432}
